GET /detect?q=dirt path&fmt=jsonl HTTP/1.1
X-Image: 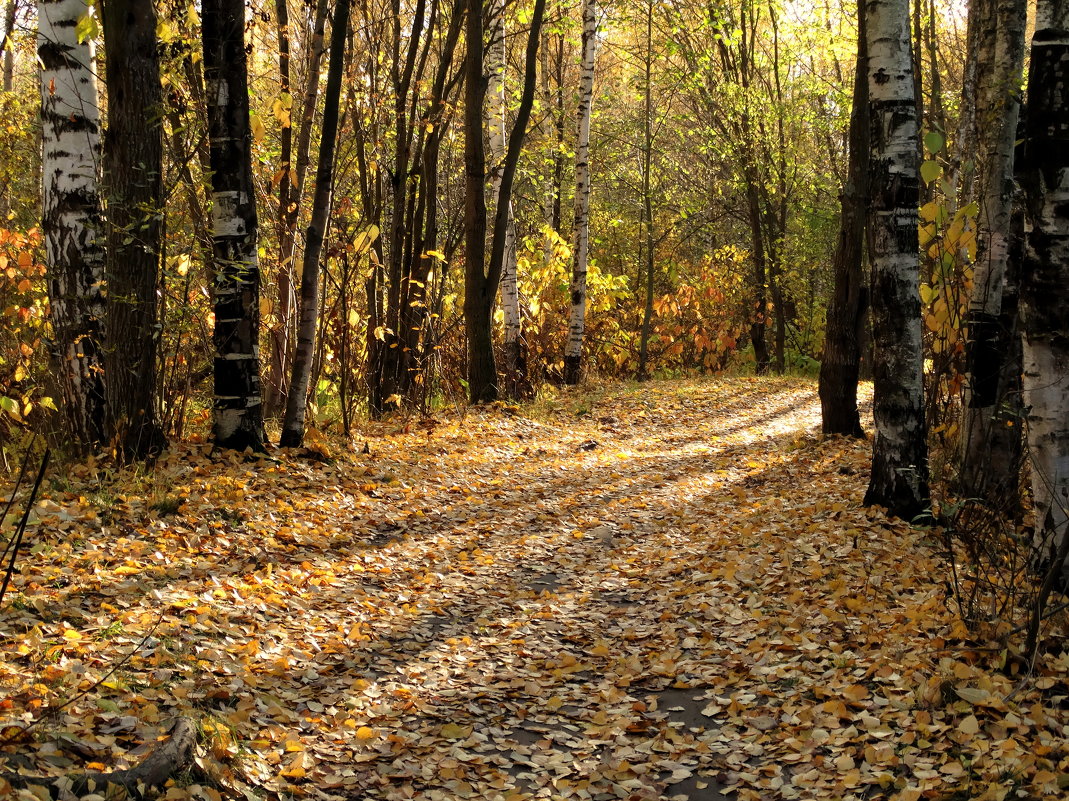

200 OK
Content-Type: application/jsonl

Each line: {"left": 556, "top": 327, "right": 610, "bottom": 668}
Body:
{"left": 8, "top": 377, "right": 1065, "bottom": 801}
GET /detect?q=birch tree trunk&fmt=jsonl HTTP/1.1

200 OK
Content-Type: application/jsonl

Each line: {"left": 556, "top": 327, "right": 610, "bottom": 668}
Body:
{"left": 819, "top": 1, "right": 869, "bottom": 438}
{"left": 38, "top": 0, "right": 107, "bottom": 449}
{"left": 563, "top": 0, "right": 597, "bottom": 386}
{"left": 960, "top": 0, "right": 1027, "bottom": 502}
{"left": 862, "top": 0, "right": 929, "bottom": 519}
{"left": 202, "top": 0, "right": 266, "bottom": 451}
{"left": 100, "top": 0, "right": 167, "bottom": 461}
{"left": 1020, "top": 0, "right": 1069, "bottom": 579}
{"left": 280, "top": 0, "right": 351, "bottom": 447}
{"left": 486, "top": 0, "right": 523, "bottom": 398}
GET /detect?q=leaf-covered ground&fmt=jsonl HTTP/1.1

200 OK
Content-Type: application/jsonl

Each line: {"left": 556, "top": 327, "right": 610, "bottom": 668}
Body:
{"left": 2, "top": 377, "right": 1068, "bottom": 801}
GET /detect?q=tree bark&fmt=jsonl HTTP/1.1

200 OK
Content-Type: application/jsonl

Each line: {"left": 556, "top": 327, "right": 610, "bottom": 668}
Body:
{"left": 280, "top": 0, "right": 351, "bottom": 447}
{"left": 38, "top": 0, "right": 107, "bottom": 449}
{"left": 959, "top": 0, "right": 1027, "bottom": 503}
{"left": 1020, "top": 0, "right": 1069, "bottom": 579}
{"left": 486, "top": 0, "right": 523, "bottom": 398}
{"left": 203, "top": 0, "right": 266, "bottom": 451}
{"left": 100, "top": 0, "right": 167, "bottom": 461}
{"left": 563, "top": 0, "right": 598, "bottom": 386}
{"left": 818, "top": 0, "right": 869, "bottom": 438}
{"left": 862, "top": 0, "right": 929, "bottom": 519}
{"left": 463, "top": 0, "right": 493, "bottom": 401}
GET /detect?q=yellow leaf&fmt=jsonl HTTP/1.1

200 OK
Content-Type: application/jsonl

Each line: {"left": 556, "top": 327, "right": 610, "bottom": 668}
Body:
{"left": 250, "top": 112, "right": 266, "bottom": 143}
{"left": 440, "top": 723, "right": 473, "bottom": 739}
{"left": 356, "top": 726, "right": 375, "bottom": 740}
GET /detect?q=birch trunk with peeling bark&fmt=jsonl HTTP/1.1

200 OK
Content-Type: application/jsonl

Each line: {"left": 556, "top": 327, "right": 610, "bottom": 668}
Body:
{"left": 1020, "top": 0, "right": 1069, "bottom": 579}
{"left": 563, "top": 0, "right": 597, "bottom": 385}
{"left": 862, "top": 0, "right": 929, "bottom": 519}
{"left": 203, "top": 0, "right": 266, "bottom": 451}
{"left": 486, "top": 0, "right": 523, "bottom": 397}
{"left": 960, "top": 0, "right": 1027, "bottom": 503}
{"left": 38, "top": 0, "right": 107, "bottom": 449}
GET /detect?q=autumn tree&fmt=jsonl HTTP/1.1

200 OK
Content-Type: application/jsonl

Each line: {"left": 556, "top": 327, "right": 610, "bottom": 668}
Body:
{"left": 100, "top": 0, "right": 167, "bottom": 460}
{"left": 862, "top": 0, "right": 929, "bottom": 519}
{"left": 38, "top": 0, "right": 107, "bottom": 448}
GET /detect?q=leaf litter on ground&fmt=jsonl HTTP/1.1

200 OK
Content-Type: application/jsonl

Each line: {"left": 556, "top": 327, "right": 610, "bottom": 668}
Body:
{"left": 1, "top": 376, "right": 1067, "bottom": 801}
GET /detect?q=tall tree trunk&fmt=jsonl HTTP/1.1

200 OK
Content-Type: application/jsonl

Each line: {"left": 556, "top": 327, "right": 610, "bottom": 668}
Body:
{"left": 100, "top": 0, "right": 167, "bottom": 461}
{"left": 959, "top": 0, "right": 1027, "bottom": 503}
{"left": 38, "top": 0, "right": 107, "bottom": 449}
{"left": 862, "top": 0, "right": 929, "bottom": 519}
{"left": 486, "top": 0, "right": 523, "bottom": 398}
{"left": 280, "top": 0, "right": 351, "bottom": 447}
{"left": 267, "top": 0, "right": 329, "bottom": 418}
{"left": 1019, "top": 0, "right": 1069, "bottom": 580}
{"left": 819, "top": 0, "right": 869, "bottom": 438}
{"left": 462, "top": 0, "right": 493, "bottom": 402}
{"left": 563, "top": 0, "right": 597, "bottom": 385}
{"left": 203, "top": 0, "right": 266, "bottom": 451}
{"left": 636, "top": 0, "right": 655, "bottom": 381}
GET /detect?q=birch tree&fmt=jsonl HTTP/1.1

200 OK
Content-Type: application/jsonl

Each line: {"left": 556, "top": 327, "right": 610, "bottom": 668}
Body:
{"left": 280, "top": 0, "right": 351, "bottom": 447}
{"left": 959, "top": 0, "right": 1027, "bottom": 501}
{"left": 38, "top": 0, "right": 106, "bottom": 448}
{"left": 202, "top": 0, "right": 266, "bottom": 450}
{"left": 1020, "top": 0, "right": 1069, "bottom": 581}
{"left": 862, "top": 0, "right": 929, "bottom": 519}
{"left": 100, "top": 0, "right": 166, "bottom": 460}
{"left": 486, "top": 0, "right": 523, "bottom": 397}
{"left": 563, "top": 0, "right": 597, "bottom": 385}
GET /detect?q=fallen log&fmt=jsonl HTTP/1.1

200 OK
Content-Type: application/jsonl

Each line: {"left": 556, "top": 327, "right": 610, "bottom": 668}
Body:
{"left": 2, "top": 717, "right": 198, "bottom": 799}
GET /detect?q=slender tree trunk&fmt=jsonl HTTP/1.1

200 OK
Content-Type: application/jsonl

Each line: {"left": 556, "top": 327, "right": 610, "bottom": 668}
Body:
{"left": 100, "top": 0, "right": 167, "bottom": 461}
{"left": 462, "top": 0, "right": 493, "bottom": 402}
{"left": 959, "top": 0, "right": 1027, "bottom": 502}
{"left": 819, "top": 1, "right": 869, "bottom": 438}
{"left": 38, "top": 0, "right": 107, "bottom": 449}
{"left": 636, "top": 0, "right": 655, "bottom": 381}
{"left": 486, "top": 0, "right": 523, "bottom": 398}
{"left": 1020, "top": 0, "right": 1069, "bottom": 579}
{"left": 2, "top": 0, "right": 16, "bottom": 93}
{"left": 862, "top": 0, "right": 929, "bottom": 519}
{"left": 563, "top": 0, "right": 597, "bottom": 385}
{"left": 203, "top": 0, "right": 266, "bottom": 451}
{"left": 280, "top": 0, "right": 351, "bottom": 447}
{"left": 267, "top": 0, "right": 329, "bottom": 417}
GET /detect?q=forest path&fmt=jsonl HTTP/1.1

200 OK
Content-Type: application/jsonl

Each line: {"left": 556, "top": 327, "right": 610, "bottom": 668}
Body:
{"left": 9, "top": 377, "right": 1062, "bottom": 801}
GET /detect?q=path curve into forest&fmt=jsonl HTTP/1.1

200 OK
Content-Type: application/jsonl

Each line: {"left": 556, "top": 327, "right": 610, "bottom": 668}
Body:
{"left": 6, "top": 378, "right": 1069, "bottom": 801}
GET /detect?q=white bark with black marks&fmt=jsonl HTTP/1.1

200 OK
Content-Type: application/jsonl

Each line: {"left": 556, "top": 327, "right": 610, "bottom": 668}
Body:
{"left": 862, "top": 0, "right": 930, "bottom": 519}
{"left": 38, "top": 0, "right": 107, "bottom": 447}
{"left": 563, "top": 0, "right": 597, "bottom": 385}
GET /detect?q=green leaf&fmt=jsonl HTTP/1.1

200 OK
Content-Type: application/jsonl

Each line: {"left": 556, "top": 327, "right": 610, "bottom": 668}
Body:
{"left": 76, "top": 12, "right": 100, "bottom": 44}
{"left": 923, "top": 131, "right": 945, "bottom": 155}
{"left": 920, "top": 160, "right": 942, "bottom": 185}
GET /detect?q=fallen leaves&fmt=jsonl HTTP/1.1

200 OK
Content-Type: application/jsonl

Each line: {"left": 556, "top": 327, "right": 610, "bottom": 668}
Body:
{"left": 0, "top": 377, "right": 1066, "bottom": 800}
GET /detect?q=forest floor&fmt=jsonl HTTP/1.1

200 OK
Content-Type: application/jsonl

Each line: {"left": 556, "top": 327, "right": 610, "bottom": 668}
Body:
{"left": 1, "top": 376, "right": 1068, "bottom": 801}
